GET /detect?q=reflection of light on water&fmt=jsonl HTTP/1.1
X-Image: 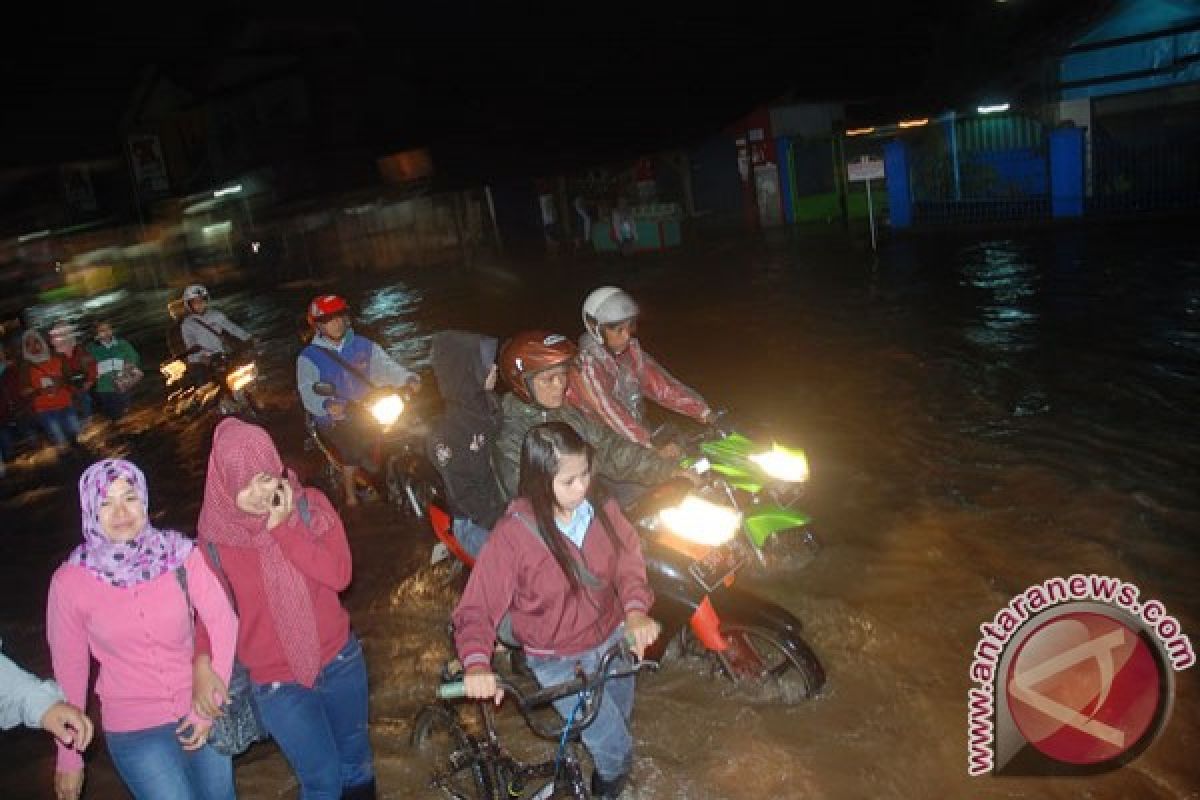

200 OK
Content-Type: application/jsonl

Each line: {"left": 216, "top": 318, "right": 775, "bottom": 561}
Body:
{"left": 959, "top": 242, "right": 1039, "bottom": 353}
{"left": 359, "top": 283, "right": 421, "bottom": 325}
{"left": 357, "top": 283, "right": 431, "bottom": 369}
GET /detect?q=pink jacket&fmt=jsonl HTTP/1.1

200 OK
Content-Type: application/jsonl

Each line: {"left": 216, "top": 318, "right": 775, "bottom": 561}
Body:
{"left": 568, "top": 334, "right": 709, "bottom": 447}
{"left": 47, "top": 549, "right": 237, "bottom": 771}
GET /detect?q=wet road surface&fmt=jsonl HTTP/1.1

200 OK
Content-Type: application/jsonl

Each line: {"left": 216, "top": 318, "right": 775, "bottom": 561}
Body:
{"left": 2, "top": 223, "right": 1198, "bottom": 798}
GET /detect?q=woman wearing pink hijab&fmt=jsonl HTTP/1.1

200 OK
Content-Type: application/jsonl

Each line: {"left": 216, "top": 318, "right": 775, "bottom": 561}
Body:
{"left": 191, "top": 418, "right": 375, "bottom": 800}
{"left": 47, "top": 458, "right": 238, "bottom": 800}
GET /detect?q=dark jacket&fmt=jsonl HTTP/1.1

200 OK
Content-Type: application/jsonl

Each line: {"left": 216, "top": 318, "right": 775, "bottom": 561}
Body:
{"left": 0, "top": 365, "right": 25, "bottom": 425}
{"left": 427, "top": 331, "right": 506, "bottom": 529}
{"left": 492, "top": 392, "right": 677, "bottom": 500}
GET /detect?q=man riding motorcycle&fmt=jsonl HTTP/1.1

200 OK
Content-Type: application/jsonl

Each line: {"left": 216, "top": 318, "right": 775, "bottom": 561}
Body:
{"left": 296, "top": 294, "right": 420, "bottom": 507}
{"left": 491, "top": 330, "right": 687, "bottom": 504}
{"left": 568, "top": 287, "right": 712, "bottom": 454}
{"left": 178, "top": 284, "right": 252, "bottom": 383}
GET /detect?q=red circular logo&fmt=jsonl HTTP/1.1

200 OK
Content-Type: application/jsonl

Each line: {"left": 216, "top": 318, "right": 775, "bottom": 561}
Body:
{"left": 1005, "top": 612, "right": 1161, "bottom": 765}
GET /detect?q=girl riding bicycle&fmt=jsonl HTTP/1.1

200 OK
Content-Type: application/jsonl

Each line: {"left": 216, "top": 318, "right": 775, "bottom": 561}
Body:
{"left": 452, "top": 421, "right": 661, "bottom": 799}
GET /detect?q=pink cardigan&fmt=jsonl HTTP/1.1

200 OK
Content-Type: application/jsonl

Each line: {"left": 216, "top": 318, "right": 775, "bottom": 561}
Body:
{"left": 47, "top": 549, "right": 237, "bottom": 771}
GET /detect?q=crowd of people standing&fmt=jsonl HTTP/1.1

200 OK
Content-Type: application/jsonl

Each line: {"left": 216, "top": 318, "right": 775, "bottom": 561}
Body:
{"left": 3, "top": 279, "right": 709, "bottom": 800}
{"left": 1, "top": 317, "right": 142, "bottom": 477}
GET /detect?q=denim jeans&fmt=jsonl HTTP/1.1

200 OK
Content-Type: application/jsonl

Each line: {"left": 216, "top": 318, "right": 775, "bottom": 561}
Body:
{"left": 105, "top": 719, "right": 234, "bottom": 800}
{"left": 95, "top": 390, "right": 131, "bottom": 420}
{"left": 36, "top": 407, "right": 80, "bottom": 447}
{"left": 252, "top": 633, "right": 375, "bottom": 799}
{"left": 526, "top": 626, "right": 635, "bottom": 781}
{"left": 72, "top": 390, "right": 93, "bottom": 421}
{"left": 0, "top": 423, "right": 15, "bottom": 462}
{"left": 452, "top": 517, "right": 490, "bottom": 559}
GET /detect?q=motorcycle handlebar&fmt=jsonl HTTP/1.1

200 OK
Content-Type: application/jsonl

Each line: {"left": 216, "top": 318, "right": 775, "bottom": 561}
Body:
{"left": 436, "top": 640, "right": 659, "bottom": 740}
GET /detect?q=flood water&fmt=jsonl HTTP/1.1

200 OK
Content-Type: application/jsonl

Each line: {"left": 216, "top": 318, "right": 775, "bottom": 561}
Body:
{"left": 2, "top": 223, "right": 1198, "bottom": 799}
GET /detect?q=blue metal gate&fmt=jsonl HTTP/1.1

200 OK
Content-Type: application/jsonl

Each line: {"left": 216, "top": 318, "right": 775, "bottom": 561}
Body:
{"left": 906, "top": 113, "right": 1051, "bottom": 225}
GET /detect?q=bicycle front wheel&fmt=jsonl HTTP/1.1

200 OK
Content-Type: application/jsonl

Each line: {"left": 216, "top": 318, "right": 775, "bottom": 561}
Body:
{"left": 410, "top": 704, "right": 492, "bottom": 799}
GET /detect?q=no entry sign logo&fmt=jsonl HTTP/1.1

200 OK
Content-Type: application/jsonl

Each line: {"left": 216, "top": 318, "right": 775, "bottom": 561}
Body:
{"left": 1006, "top": 611, "right": 1162, "bottom": 766}
{"left": 968, "top": 576, "right": 1192, "bottom": 777}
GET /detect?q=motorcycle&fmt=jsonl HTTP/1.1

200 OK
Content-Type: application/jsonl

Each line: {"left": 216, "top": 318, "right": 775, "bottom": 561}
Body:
{"left": 671, "top": 412, "right": 818, "bottom": 568}
{"left": 419, "top": 416, "right": 827, "bottom": 702}
{"left": 304, "top": 380, "right": 451, "bottom": 526}
{"left": 160, "top": 299, "right": 261, "bottom": 419}
{"left": 625, "top": 418, "right": 825, "bottom": 700}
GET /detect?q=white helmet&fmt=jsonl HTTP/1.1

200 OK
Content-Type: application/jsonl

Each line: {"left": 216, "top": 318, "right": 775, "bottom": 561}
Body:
{"left": 582, "top": 287, "right": 639, "bottom": 337}
{"left": 182, "top": 284, "right": 209, "bottom": 303}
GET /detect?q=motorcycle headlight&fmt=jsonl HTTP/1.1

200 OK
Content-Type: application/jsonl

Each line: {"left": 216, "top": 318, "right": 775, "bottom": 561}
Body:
{"left": 749, "top": 444, "right": 809, "bottom": 483}
{"left": 658, "top": 495, "right": 742, "bottom": 547}
{"left": 226, "top": 362, "right": 257, "bottom": 392}
{"left": 160, "top": 359, "right": 187, "bottom": 387}
{"left": 369, "top": 393, "right": 405, "bottom": 426}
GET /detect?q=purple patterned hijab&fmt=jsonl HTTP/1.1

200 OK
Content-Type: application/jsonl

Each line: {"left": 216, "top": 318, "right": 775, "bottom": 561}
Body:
{"left": 68, "top": 459, "right": 194, "bottom": 588}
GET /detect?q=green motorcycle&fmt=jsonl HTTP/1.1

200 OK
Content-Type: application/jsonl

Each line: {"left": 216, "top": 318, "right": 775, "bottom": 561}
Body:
{"left": 629, "top": 414, "right": 824, "bottom": 700}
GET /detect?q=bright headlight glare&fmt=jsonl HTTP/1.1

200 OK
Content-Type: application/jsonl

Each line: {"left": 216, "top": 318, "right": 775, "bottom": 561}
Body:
{"left": 370, "top": 394, "right": 404, "bottom": 425}
{"left": 749, "top": 444, "right": 809, "bottom": 482}
{"left": 161, "top": 359, "right": 187, "bottom": 386}
{"left": 226, "top": 363, "right": 257, "bottom": 392}
{"left": 658, "top": 496, "right": 742, "bottom": 546}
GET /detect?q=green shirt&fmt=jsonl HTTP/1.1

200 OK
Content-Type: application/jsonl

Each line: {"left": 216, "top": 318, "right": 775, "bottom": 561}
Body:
{"left": 86, "top": 338, "right": 141, "bottom": 394}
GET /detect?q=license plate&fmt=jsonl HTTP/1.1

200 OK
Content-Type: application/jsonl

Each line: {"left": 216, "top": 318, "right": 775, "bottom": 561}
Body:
{"left": 689, "top": 543, "right": 745, "bottom": 593}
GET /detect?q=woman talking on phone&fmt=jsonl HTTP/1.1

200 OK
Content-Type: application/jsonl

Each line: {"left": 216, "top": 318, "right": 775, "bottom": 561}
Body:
{"left": 190, "top": 418, "right": 377, "bottom": 800}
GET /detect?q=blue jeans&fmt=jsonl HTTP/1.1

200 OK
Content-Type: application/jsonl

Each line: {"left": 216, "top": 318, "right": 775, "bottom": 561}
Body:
{"left": 73, "top": 390, "right": 93, "bottom": 421}
{"left": 252, "top": 633, "right": 375, "bottom": 799}
{"left": 0, "top": 423, "right": 16, "bottom": 462}
{"left": 36, "top": 407, "right": 80, "bottom": 447}
{"left": 453, "top": 517, "right": 490, "bottom": 559}
{"left": 526, "top": 626, "right": 636, "bottom": 781}
{"left": 106, "top": 719, "right": 234, "bottom": 800}
{"left": 95, "top": 390, "right": 131, "bottom": 420}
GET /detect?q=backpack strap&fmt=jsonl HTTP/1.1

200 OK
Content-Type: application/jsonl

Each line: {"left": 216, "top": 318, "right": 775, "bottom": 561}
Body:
{"left": 203, "top": 542, "right": 238, "bottom": 614}
{"left": 304, "top": 343, "right": 378, "bottom": 394}
{"left": 510, "top": 512, "right": 602, "bottom": 589}
{"left": 174, "top": 566, "right": 195, "bottom": 634}
{"left": 189, "top": 315, "right": 225, "bottom": 340}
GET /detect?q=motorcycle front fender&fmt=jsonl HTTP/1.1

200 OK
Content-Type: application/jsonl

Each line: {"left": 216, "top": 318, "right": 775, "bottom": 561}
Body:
{"left": 641, "top": 538, "right": 710, "bottom": 640}
{"left": 707, "top": 585, "right": 807, "bottom": 638}
{"left": 642, "top": 541, "right": 807, "bottom": 637}
{"left": 641, "top": 539, "right": 702, "bottom": 606}
{"left": 743, "top": 505, "right": 812, "bottom": 550}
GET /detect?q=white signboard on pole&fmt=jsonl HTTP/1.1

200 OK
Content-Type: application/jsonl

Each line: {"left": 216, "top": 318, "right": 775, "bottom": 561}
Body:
{"left": 847, "top": 156, "right": 886, "bottom": 182}
{"left": 846, "top": 156, "right": 885, "bottom": 251}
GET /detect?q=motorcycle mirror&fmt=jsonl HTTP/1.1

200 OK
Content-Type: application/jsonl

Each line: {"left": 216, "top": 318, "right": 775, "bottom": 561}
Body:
{"left": 312, "top": 381, "right": 336, "bottom": 397}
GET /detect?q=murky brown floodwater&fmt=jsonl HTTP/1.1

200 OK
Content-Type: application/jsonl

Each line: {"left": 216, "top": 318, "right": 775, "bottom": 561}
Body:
{"left": 3, "top": 223, "right": 1198, "bottom": 799}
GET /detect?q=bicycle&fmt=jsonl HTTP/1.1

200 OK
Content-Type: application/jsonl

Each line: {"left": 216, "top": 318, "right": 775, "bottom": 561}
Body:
{"left": 410, "top": 641, "right": 658, "bottom": 799}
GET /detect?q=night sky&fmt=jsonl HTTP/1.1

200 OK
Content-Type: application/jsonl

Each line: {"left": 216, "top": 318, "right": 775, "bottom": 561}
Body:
{"left": 0, "top": 2, "right": 1110, "bottom": 172}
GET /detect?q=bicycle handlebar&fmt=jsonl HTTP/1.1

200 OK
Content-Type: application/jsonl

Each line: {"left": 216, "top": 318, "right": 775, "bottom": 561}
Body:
{"left": 437, "top": 640, "right": 659, "bottom": 740}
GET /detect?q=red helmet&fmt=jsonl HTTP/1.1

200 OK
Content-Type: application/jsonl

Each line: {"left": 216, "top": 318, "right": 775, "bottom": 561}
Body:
{"left": 498, "top": 330, "right": 577, "bottom": 404}
{"left": 307, "top": 294, "right": 348, "bottom": 327}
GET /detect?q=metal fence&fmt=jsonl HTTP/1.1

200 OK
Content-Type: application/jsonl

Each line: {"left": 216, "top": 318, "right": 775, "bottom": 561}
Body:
{"left": 1088, "top": 123, "right": 1200, "bottom": 215}
{"left": 906, "top": 114, "right": 1052, "bottom": 226}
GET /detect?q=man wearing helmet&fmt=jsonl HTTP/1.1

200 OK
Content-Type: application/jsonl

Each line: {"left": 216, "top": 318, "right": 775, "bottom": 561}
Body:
{"left": 491, "top": 330, "right": 684, "bottom": 501}
{"left": 296, "top": 294, "right": 419, "bottom": 507}
{"left": 178, "top": 284, "right": 252, "bottom": 376}
{"left": 569, "top": 287, "right": 712, "bottom": 450}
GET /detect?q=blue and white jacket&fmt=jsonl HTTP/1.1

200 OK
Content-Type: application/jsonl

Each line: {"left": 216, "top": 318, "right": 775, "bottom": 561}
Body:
{"left": 296, "top": 329, "right": 416, "bottom": 427}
